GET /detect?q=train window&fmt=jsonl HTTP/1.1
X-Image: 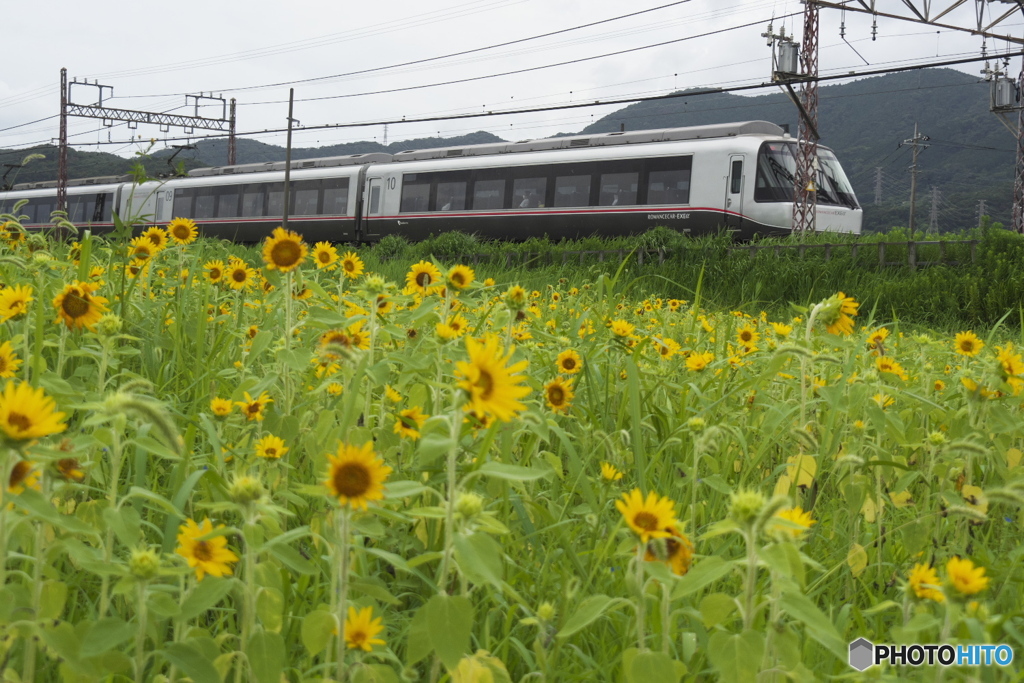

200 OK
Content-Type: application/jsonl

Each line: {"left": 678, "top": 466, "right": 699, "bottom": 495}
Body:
{"left": 241, "top": 184, "right": 266, "bottom": 217}
{"left": 368, "top": 185, "right": 381, "bottom": 214}
{"left": 512, "top": 178, "right": 546, "bottom": 209}
{"left": 472, "top": 179, "right": 505, "bottom": 210}
{"left": 30, "top": 199, "right": 55, "bottom": 224}
{"left": 216, "top": 187, "right": 241, "bottom": 218}
{"left": 173, "top": 188, "right": 195, "bottom": 217}
{"left": 599, "top": 172, "right": 638, "bottom": 206}
{"left": 436, "top": 181, "right": 467, "bottom": 211}
{"left": 730, "top": 160, "right": 743, "bottom": 194}
{"left": 267, "top": 183, "right": 285, "bottom": 217}
{"left": 98, "top": 193, "right": 113, "bottom": 222}
{"left": 293, "top": 180, "right": 320, "bottom": 216}
{"left": 19, "top": 202, "right": 35, "bottom": 224}
{"left": 194, "top": 187, "right": 216, "bottom": 219}
{"left": 70, "top": 196, "right": 91, "bottom": 223}
{"left": 554, "top": 175, "right": 590, "bottom": 208}
{"left": 400, "top": 179, "right": 431, "bottom": 213}
{"left": 322, "top": 178, "right": 349, "bottom": 215}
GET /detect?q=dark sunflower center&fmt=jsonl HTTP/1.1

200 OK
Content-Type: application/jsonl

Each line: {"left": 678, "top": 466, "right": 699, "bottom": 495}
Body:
{"left": 416, "top": 271, "right": 432, "bottom": 287}
{"left": 232, "top": 269, "right": 247, "bottom": 283}
{"left": 319, "top": 252, "right": 331, "bottom": 263}
{"left": 633, "top": 512, "right": 659, "bottom": 531}
{"left": 265, "top": 448, "right": 277, "bottom": 457}
{"left": 476, "top": 369, "right": 495, "bottom": 399}
{"left": 171, "top": 225, "right": 190, "bottom": 240}
{"left": 210, "top": 267, "right": 222, "bottom": 279}
{"left": 9, "top": 460, "right": 29, "bottom": 486}
{"left": 192, "top": 541, "right": 213, "bottom": 562}
{"left": 451, "top": 273, "right": 465, "bottom": 286}
{"left": 246, "top": 403, "right": 260, "bottom": 415}
{"left": 740, "top": 331, "right": 752, "bottom": 342}
{"left": 271, "top": 240, "right": 302, "bottom": 267}
{"left": 61, "top": 291, "right": 90, "bottom": 319}
{"left": 344, "top": 260, "right": 356, "bottom": 272}
{"left": 333, "top": 463, "right": 371, "bottom": 497}
{"left": 348, "top": 630, "right": 367, "bottom": 646}
{"left": 548, "top": 387, "right": 565, "bottom": 404}
{"left": 0, "top": 358, "right": 6, "bottom": 372}
{"left": 562, "top": 358, "right": 576, "bottom": 369}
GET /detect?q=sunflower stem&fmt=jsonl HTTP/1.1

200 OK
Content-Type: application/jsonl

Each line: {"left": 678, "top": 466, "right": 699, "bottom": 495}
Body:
{"left": 99, "top": 418, "right": 125, "bottom": 618}
{"left": 336, "top": 507, "right": 352, "bottom": 683}
{"left": 283, "top": 270, "right": 294, "bottom": 415}
{"left": 134, "top": 579, "right": 148, "bottom": 683}
{"left": 743, "top": 527, "right": 758, "bottom": 631}
{"left": 439, "top": 409, "right": 460, "bottom": 594}
{"left": 0, "top": 454, "right": 12, "bottom": 587}
{"left": 635, "top": 543, "right": 646, "bottom": 650}
{"left": 660, "top": 582, "right": 672, "bottom": 655}
{"left": 22, "top": 475, "right": 49, "bottom": 683}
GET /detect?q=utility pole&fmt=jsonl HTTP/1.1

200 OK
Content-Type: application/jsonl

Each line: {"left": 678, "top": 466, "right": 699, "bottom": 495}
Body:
{"left": 57, "top": 68, "right": 68, "bottom": 214}
{"left": 792, "top": 1, "right": 820, "bottom": 235}
{"left": 382, "top": 123, "right": 388, "bottom": 148}
{"left": 874, "top": 166, "right": 883, "bottom": 205}
{"left": 977, "top": 198, "right": 988, "bottom": 227}
{"left": 928, "top": 186, "right": 939, "bottom": 234}
{"left": 1015, "top": 62, "right": 1024, "bottom": 232}
{"left": 282, "top": 88, "right": 296, "bottom": 231}
{"left": 904, "top": 122, "right": 928, "bottom": 240}
{"left": 227, "top": 98, "right": 237, "bottom": 166}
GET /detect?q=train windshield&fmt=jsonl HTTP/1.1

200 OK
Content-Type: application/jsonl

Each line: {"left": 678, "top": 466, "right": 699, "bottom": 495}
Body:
{"left": 755, "top": 142, "right": 859, "bottom": 209}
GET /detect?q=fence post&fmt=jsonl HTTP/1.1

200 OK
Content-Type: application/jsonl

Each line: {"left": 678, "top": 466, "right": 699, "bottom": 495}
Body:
{"left": 939, "top": 241, "right": 946, "bottom": 263}
{"left": 878, "top": 242, "right": 886, "bottom": 267}
{"left": 658, "top": 247, "right": 665, "bottom": 265}
{"left": 908, "top": 241, "right": 917, "bottom": 271}
{"left": 971, "top": 240, "right": 977, "bottom": 263}
{"left": 851, "top": 243, "right": 858, "bottom": 261}
{"left": 824, "top": 244, "right": 832, "bottom": 261}
{"left": 638, "top": 250, "right": 645, "bottom": 266}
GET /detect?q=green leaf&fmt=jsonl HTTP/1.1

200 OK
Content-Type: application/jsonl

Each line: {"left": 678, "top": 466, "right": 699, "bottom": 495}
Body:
{"left": 147, "top": 591, "right": 181, "bottom": 618}
{"left": 268, "top": 542, "right": 316, "bottom": 576}
{"left": 406, "top": 602, "right": 433, "bottom": 666}
{"left": 41, "top": 621, "right": 80, "bottom": 663}
{"left": 453, "top": 533, "right": 503, "bottom": 587}
{"left": 80, "top": 617, "right": 134, "bottom": 656}
{"left": 417, "top": 432, "right": 455, "bottom": 467}
{"left": 302, "top": 610, "right": 337, "bottom": 657}
{"left": 624, "top": 649, "right": 684, "bottom": 683}
{"left": 14, "top": 489, "right": 96, "bottom": 536}
{"left": 352, "top": 663, "right": 401, "bottom": 683}
{"left": 162, "top": 641, "right": 221, "bottom": 683}
{"left": 424, "top": 593, "right": 473, "bottom": 670}
{"left": 178, "top": 577, "right": 233, "bottom": 622}
{"left": 257, "top": 587, "right": 284, "bottom": 633}
{"left": 102, "top": 505, "right": 142, "bottom": 546}
{"left": 557, "top": 594, "right": 618, "bottom": 638}
{"left": 699, "top": 593, "right": 738, "bottom": 629}
{"left": 39, "top": 580, "right": 67, "bottom": 620}
{"left": 671, "top": 556, "right": 734, "bottom": 599}
{"left": 778, "top": 590, "right": 846, "bottom": 661}
{"left": 384, "top": 480, "right": 430, "bottom": 499}
{"left": 474, "top": 462, "right": 550, "bottom": 482}
{"left": 132, "top": 434, "right": 182, "bottom": 461}
{"left": 707, "top": 630, "right": 764, "bottom": 683}
{"left": 247, "top": 630, "right": 285, "bottom": 683}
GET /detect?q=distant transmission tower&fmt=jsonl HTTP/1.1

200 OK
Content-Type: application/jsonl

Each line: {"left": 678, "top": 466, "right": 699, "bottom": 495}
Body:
{"left": 874, "top": 167, "right": 883, "bottom": 205}
{"left": 928, "top": 186, "right": 940, "bottom": 233}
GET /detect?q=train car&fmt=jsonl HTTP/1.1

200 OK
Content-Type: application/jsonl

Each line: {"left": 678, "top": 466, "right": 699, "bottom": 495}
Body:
{"left": 0, "top": 121, "right": 862, "bottom": 241}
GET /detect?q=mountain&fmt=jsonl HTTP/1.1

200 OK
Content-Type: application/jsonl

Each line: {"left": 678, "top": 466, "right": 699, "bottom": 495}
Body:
{"left": 2, "top": 68, "right": 1013, "bottom": 232}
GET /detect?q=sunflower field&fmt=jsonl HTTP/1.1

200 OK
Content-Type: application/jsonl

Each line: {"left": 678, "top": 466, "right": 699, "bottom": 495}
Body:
{"left": 0, "top": 205, "right": 1023, "bottom": 683}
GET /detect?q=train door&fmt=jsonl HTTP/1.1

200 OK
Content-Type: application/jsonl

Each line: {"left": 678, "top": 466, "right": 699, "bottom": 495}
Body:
{"left": 363, "top": 177, "right": 384, "bottom": 240}
{"left": 724, "top": 154, "right": 744, "bottom": 229}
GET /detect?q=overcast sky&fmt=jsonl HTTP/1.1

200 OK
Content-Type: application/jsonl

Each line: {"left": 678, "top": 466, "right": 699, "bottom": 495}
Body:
{"left": 1, "top": 0, "right": 1020, "bottom": 158}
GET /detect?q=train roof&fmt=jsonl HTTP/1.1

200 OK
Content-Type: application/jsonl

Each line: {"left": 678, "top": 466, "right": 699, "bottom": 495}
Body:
{"left": 12, "top": 174, "right": 132, "bottom": 191}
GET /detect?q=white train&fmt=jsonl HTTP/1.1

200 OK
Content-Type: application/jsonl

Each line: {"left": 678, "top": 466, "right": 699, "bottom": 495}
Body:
{"left": 0, "top": 121, "right": 862, "bottom": 241}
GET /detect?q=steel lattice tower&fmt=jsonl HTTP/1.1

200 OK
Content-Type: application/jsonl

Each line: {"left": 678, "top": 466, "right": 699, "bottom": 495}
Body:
{"left": 793, "top": 1, "right": 819, "bottom": 234}
{"left": 1014, "top": 63, "right": 1024, "bottom": 232}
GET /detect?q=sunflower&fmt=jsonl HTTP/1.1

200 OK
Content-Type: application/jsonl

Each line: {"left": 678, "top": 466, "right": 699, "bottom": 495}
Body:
{"left": 312, "top": 242, "right": 339, "bottom": 270}
{"left": 556, "top": 349, "right": 582, "bottom": 374}
{"left": 907, "top": 563, "right": 945, "bottom": 603}
{"left": 209, "top": 397, "right": 232, "bottom": 419}
{"left": 375, "top": 294, "right": 393, "bottom": 316}
{"left": 175, "top": 518, "right": 239, "bottom": 581}
{"left": 996, "top": 344, "right": 1024, "bottom": 380}
{"left": 55, "top": 457, "right": 85, "bottom": 482}
{"left": 339, "top": 251, "right": 364, "bottom": 280}
{"left": 686, "top": 351, "right": 714, "bottom": 372}
{"left": 544, "top": 377, "right": 574, "bottom": 414}
{"left": 53, "top": 281, "right": 109, "bottom": 330}
{"left": 0, "top": 341, "right": 21, "bottom": 378}
{"left": 772, "top": 507, "right": 816, "bottom": 539}
{"left": 393, "top": 406, "right": 427, "bottom": 440}
{"left": 140, "top": 226, "right": 168, "bottom": 250}
{"left": 0, "top": 285, "right": 33, "bottom": 323}
{"left": 615, "top": 488, "right": 678, "bottom": 543}
{"left": 436, "top": 322, "right": 459, "bottom": 341}
{"left": 654, "top": 338, "right": 681, "bottom": 361}
{"left": 945, "top": 556, "right": 989, "bottom": 596}
{"left": 344, "top": 605, "right": 386, "bottom": 652}
{"left": 207, "top": 397, "right": 230, "bottom": 416}
{"left": 447, "top": 264, "right": 475, "bottom": 290}
{"left": 8, "top": 460, "right": 40, "bottom": 494}
{"left": 324, "top": 441, "right": 392, "bottom": 510}
{"left": 736, "top": 325, "right": 759, "bottom": 346}
{"left": 406, "top": 261, "right": 442, "bottom": 295}
{"left": 0, "top": 381, "right": 67, "bottom": 442}
{"left": 954, "top": 331, "right": 983, "bottom": 357}
{"left": 867, "top": 327, "right": 889, "bottom": 353}
{"left": 820, "top": 291, "right": 858, "bottom": 336}
{"left": 505, "top": 285, "right": 528, "bottom": 309}
{"left": 225, "top": 260, "right": 257, "bottom": 290}
{"left": 204, "top": 260, "right": 225, "bottom": 284}
{"left": 235, "top": 391, "right": 272, "bottom": 422}
{"left": 609, "top": 320, "right": 636, "bottom": 338}
{"left": 644, "top": 526, "right": 694, "bottom": 576}
{"left": 771, "top": 322, "right": 792, "bottom": 337}
{"left": 165, "top": 217, "right": 198, "bottom": 245}
{"left": 263, "top": 227, "right": 307, "bottom": 272}
{"left": 446, "top": 314, "right": 469, "bottom": 337}
{"left": 255, "top": 434, "right": 288, "bottom": 459}
{"left": 600, "top": 462, "right": 623, "bottom": 481}
{"left": 455, "top": 335, "right": 531, "bottom": 423}
{"left": 384, "top": 385, "right": 402, "bottom": 403}
{"left": 128, "top": 236, "right": 156, "bottom": 263}
{"left": 876, "top": 356, "right": 909, "bottom": 381}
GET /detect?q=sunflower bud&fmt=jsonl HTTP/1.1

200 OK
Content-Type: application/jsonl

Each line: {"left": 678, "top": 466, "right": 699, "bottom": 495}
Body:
{"left": 228, "top": 475, "right": 265, "bottom": 506}
{"left": 536, "top": 602, "right": 556, "bottom": 623}
{"left": 686, "top": 417, "right": 706, "bottom": 432}
{"left": 95, "top": 313, "right": 123, "bottom": 336}
{"left": 129, "top": 547, "right": 161, "bottom": 580}
{"left": 455, "top": 492, "right": 484, "bottom": 521}
{"left": 729, "top": 489, "right": 767, "bottom": 527}
{"left": 364, "top": 274, "right": 387, "bottom": 295}
{"left": 927, "top": 431, "right": 948, "bottom": 447}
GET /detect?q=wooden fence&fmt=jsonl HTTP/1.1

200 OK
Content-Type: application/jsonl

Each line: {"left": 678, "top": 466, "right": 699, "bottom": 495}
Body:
{"left": 446, "top": 239, "right": 979, "bottom": 270}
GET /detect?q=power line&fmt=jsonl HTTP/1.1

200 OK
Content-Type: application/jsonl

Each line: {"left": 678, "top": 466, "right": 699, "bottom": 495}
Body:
{"left": 28, "top": 51, "right": 1015, "bottom": 151}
